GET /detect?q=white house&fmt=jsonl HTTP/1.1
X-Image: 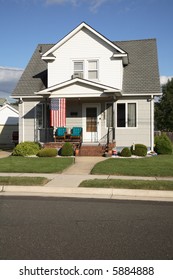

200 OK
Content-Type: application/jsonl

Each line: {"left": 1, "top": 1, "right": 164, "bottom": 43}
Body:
{"left": 12, "top": 22, "right": 161, "bottom": 154}
{"left": 0, "top": 104, "right": 19, "bottom": 145}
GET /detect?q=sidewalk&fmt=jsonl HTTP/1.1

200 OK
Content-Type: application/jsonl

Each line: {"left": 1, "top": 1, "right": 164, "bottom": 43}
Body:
{"left": 0, "top": 154, "right": 173, "bottom": 201}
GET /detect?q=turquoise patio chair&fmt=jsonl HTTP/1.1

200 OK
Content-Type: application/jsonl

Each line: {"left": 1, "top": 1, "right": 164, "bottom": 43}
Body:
{"left": 54, "top": 127, "right": 66, "bottom": 142}
{"left": 70, "top": 127, "right": 82, "bottom": 141}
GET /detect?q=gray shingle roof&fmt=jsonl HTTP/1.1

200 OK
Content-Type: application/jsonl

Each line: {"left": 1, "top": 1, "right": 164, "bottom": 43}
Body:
{"left": 12, "top": 44, "right": 54, "bottom": 97}
{"left": 12, "top": 39, "right": 161, "bottom": 97}
{"left": 114, "top": 39, "right": 161, "bottom": 94}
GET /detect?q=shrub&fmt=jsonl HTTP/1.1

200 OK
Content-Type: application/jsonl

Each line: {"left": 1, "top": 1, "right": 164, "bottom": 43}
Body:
{"left": 61, "top": 142, "right": 74, "bottom": 156}
{"left": 37, "top": 148, "right": 57, "bottom": 157}
{"left": 154, "top": 133, "right": 172, "bottom": 155}
{"left": 120, "top": 147, "right": 131, "bottom": 157}
{"left": 130, "top": 144, "right": 147, "bottom": 157}
{"left": 12, "top": 141, "right": 40, "bottom": 156}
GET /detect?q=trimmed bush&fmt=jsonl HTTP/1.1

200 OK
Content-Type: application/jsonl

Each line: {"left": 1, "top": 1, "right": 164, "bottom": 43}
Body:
{"left": 12, "top": 141, "right": 40, "bottom": 156}
{"left": 37, "top": 148, "right": 57, "bottom": 157}
{"left": 120, "top": 147, "right": 131, "bottom": 157}
{"left": 154, "top": 133, "right": 172, "bottom": 155}
{"left": 130, "top": 144, "right": 147, "bottom": 157}
{"left": 61, "top": 142, "right": 74, "bottom": 156}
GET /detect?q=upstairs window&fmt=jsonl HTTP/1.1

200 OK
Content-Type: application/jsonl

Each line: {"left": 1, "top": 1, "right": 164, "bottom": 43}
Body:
{"left": 73, "top": 61, "right": 84, "bottom": 78}
{"left": 88, "top": 60, "right": 98, "bottom": 80}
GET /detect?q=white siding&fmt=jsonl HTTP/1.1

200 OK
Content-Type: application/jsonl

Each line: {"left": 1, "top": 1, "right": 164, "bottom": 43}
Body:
{"left": 0, "top": 106, "right": 18, "bottom": 125}
{"left": 48, "top": 28, "right": 123, "bottom": 90}
{"left": 115, "top": 98, "right": 151, "bottom": 148}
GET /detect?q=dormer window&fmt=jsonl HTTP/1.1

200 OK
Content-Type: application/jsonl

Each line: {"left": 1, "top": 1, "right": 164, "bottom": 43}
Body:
{"left": 73, "top": 61, "right": 84, "bottom": 78}
{"left": 88, "top": 60, "right": 98, "bottom": 80}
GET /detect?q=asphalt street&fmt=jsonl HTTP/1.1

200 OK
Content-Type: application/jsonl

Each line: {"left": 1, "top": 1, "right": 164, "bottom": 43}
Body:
{"left": 0, "top": 196, "right": 173, "bottom": 260}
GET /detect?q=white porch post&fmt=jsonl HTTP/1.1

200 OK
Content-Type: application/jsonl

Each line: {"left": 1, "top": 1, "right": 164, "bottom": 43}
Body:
{"left": 19, "top": 99, "right": 24, "bottom": 143}
{"left": 113, "top": 99, "right": 116, "bottom": 145}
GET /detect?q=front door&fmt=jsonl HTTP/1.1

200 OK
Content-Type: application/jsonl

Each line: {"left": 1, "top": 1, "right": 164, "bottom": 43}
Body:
{"left": 82, "top": 103, "right": 101, "bottom": 143}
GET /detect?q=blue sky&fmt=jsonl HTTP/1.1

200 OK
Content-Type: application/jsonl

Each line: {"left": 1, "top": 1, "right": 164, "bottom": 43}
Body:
{"left": 0, "top": 0, "right": 173, "bottom": 100}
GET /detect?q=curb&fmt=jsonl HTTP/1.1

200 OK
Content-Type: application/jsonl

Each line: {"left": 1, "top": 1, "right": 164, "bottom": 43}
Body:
{"left": 1, "top": 185, "right": 173, "bottom": 202}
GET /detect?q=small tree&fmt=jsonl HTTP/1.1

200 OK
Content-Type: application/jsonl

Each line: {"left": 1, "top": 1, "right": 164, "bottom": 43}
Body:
{"left": 12, "top": 141, "right": 40, "bottom": 156}
{"left": 61, "top": 142, "right": 74, "bottom": 156}
{"left": 155, "top": 78, "right": 173, "bottom": 131}
{"left": 154, "top": 133, "right": 172, "bottom": 154}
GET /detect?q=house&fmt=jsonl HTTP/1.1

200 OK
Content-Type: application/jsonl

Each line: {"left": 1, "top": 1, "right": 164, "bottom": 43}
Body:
{"left": 12, "top": 22, "right": 161, "bottom": 154}
{"left": 0, "top": 103, "right": 19, "bottom": 146}
{"left": 0, "top": 98, "right": 7, "bottom": 107}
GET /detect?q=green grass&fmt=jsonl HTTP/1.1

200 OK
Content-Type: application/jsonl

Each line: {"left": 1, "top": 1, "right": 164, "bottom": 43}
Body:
{"left": 79, "top": 179, "right": 173, "bottom": 191}
{"left": 0, "top": 157, "right": 74, "bottom": 173}
{"left": 0, "top": 176, "right": 49, "bottom": 186}
{"left": 91, "top": 155, "right": 173, "bottom": 177}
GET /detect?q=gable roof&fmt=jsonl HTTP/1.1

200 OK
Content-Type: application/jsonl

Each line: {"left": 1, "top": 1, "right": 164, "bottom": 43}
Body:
{"left": 35, "top": 77, "right": 121, "bottom": 98}
{"left": 12, "top": 27, "right": 161, "bottom": 98}
{"left": 42, "top": 22, "right": 127, "bottom": 60}
{"left": 0, "top": 104, "right": 19, "bottom": 114}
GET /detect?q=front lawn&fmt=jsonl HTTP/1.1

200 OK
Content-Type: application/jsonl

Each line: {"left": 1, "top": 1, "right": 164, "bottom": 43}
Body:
{"left": 91, "top": 155, "right": 173, "bottom": 177}
{"left": 79, "top": 179, "right": 173, "bottom": 191}
{"left": 0, "top": 157, "right": 74, "bottom": 173}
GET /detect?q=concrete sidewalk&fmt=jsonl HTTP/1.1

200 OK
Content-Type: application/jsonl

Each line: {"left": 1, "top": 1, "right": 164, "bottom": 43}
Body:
{"left": 0, "top": 154, "right": 173, "bottom": 201}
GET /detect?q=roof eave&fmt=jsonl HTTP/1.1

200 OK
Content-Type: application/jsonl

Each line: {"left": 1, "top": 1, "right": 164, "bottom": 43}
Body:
{"left": 112, "top": 53, "right": 129, "bottom": 65}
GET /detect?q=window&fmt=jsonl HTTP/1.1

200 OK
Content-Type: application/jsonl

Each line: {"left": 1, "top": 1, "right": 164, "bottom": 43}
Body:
{"left": 117, "top": 104, "right": 125, "bottom": 127}
{"left": 106, "top": 103, "right": 113, "bottom": 127}
{"left": 73, "top": 61, "right": 84, "bottom": 78}
{"left": 117, "top": 103, "right": 136, "bottom": 127}
{"left": 88, "top": 60, "right": 98, "bottom": 80}
{"left": 128, "top": 103, "right": 136, "bottom": 127}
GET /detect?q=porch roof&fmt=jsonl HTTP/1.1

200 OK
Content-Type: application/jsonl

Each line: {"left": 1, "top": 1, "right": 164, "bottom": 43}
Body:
{"left": 35, "top": 78, "right": 121, "bottom": 98}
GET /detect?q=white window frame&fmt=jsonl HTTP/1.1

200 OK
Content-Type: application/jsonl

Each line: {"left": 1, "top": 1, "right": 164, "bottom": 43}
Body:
{"left": 88, "top": 60, "right": 99, "bottom": 80}
{"left": 73, "top": 60, "right": 84, "bottom": 78}
{"left": 116, "top": 101, "right": 137, "bottom": 128}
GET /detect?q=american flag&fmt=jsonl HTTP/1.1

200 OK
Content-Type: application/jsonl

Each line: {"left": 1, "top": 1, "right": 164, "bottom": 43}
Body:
{"left": 50, "top": 98, "right": 66, "bottom": 127}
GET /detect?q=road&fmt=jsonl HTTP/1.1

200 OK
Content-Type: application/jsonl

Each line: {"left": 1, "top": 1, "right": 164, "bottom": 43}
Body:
{"left": 0, "top": 196, "right": 173, "bottom": 260}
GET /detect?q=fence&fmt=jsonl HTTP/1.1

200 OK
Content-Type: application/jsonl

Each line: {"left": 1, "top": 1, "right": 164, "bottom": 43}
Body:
{"left": 154, "top": 131, "right": 173, "bottom": 142}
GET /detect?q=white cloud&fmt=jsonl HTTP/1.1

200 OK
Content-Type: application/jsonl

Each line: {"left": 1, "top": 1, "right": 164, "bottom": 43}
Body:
{"left": 44, "top": 0, "right": 111, "bottom": 12}
{"left": 160, "top": 76, "right": 173, "bottom": 85}
{"left": 0, "top": 67, "right": 23, "bottom": 100}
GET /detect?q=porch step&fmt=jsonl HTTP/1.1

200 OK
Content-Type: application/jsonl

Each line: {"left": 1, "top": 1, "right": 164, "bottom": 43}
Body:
{"left": 79, "top": 145, "right": 105, "bottom": 156}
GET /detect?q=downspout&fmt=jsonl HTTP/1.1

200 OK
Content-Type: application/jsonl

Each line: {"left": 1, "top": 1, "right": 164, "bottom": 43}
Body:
{"left": 113, "top": 98, "right": 116, "bottom": 145}
{"left": 150, "top": 95, "right": 154, "bottom": 151}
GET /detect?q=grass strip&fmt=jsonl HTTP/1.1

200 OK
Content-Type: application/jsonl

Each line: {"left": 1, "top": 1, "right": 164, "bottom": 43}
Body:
{"left": 79, "top": 179, "right": 173, "bottom": 191}
{"left": 0, "top": 157, "right": 74, "bottom": 173}
{"left": 0, "top": 176, "right": 50, "bottom": 186}
{"left": 91, "top": 156, "right": 173, "bottom": 177}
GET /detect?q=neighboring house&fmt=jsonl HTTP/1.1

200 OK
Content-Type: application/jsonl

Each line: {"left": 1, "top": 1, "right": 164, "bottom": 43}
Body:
{"left": 12, "top": 22, "right": 161, "bottom": 151}
{"left": 0, "top": 104, "right": 19, "bottom": 145}
{"left": 0, "top": 98, "right": 7, "bottom": 107}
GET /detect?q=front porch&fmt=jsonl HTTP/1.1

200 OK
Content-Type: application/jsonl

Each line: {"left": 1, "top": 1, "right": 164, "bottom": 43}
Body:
{"left": 37, "top": 121, "right": 115, "bottom": 156}
{"left": 43, "top": 141, "right": 107, "bottom": 156}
